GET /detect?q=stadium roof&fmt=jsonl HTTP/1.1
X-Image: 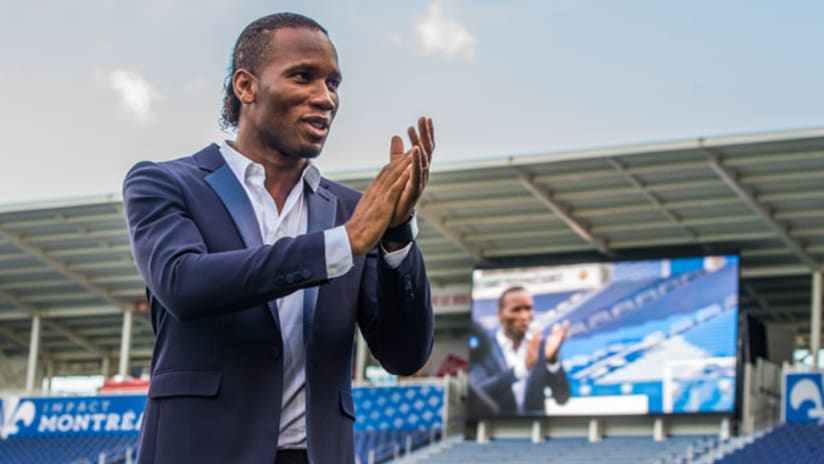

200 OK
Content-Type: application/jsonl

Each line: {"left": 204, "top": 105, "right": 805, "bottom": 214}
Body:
{"left": 1, "top": 127, "right": 823, "bottom": 374}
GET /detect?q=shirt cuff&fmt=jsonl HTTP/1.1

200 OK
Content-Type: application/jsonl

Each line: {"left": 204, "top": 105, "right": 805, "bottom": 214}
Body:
{"left": 546, "top": 359, "right": 562, "bottom": 374}
{"left": 324, "top": 226, "right": 353, "bottom": 278}
{"left": 379, "top": 242, "right": 412, "bottom": 269}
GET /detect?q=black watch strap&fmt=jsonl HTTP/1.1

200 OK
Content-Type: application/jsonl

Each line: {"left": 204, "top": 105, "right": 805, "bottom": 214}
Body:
{"left": 382, "top": 214, "right": 419, "bottom": 243}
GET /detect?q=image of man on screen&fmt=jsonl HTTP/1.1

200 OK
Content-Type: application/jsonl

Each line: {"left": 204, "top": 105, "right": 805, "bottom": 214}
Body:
{"left": 469, "top": 286, "right": 571, "bottom": 416}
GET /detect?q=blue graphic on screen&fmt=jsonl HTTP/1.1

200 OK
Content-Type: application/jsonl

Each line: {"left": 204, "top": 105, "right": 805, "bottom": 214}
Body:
{"left": 468, "top": 255, "right": 739, "bottom": 417}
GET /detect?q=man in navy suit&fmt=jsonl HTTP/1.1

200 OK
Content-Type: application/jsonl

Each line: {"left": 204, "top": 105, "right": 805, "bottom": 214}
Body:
{"left": 123, "top": 12, "right": 434, "bottom": 464}
{"left": 469, "top": 286, "right": 570, "bottom": 416}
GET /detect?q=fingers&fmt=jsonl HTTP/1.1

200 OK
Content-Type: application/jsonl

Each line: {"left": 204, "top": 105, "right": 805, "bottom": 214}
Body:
{"left": 412, "top": 116, "right": 434, "bottom": 185}
{"left": 390, "top": 135, "right": 404, "bottom": 161}
{"left": 388, "top": 163, "right": 411, "bottom": 200}
{"left": 407, "top": 126, "right": 420, "bottom": 154}
{"left": 427, "top": 117, "right": 435, "bottom": 152}
{"left": 410, "top": 145, "right": 422, "bottom": 196}
{"left": 408, "top": 118, "right": 434, "bottom": 159}
{"left": 389, "top": 146, "right": 422, "bottom": 227}
{"left": 346, "top": 154, "right": 415, "bottom": 255}
{"left": 376, "top": 148, "right": 413, "bottom": 183}
{"left": 418, "top": 116, "right": 435, "bottom": 157}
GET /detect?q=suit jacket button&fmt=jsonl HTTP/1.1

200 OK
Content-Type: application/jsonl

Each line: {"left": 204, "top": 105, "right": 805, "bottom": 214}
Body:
{"left": 302, "top": 269, "right": 311, "bottom": 279}
{"left": 286, "top": 273, "right": 295, "bottom": 284}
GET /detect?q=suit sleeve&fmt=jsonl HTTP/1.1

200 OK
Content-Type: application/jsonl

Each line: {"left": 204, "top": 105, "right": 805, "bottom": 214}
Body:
{"left": 355, "top": 243, "right": 434, "bottom": 376}
{"left": 123, "top": 161, "right": 330, "bottom": 321}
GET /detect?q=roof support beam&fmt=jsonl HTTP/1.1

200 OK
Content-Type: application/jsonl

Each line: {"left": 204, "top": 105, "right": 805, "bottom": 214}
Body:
{"left": 606, "top": 157, "right": 708, "bottom": 250}
{"left": 515, "top": 167, "right": 615, "bottom": 257}
{"left": 704, "top": 150, "right": 820, "bottom": 270}
{"left": 0, "top": 228, "right": 130, "bottom": 305}
{"left": 0, "top": 227, "right": 153, "bottom": 331}
{"left": 0, "top": 305, "right": 122, "bottom": 321}
{"left": 416, "top": 207, "right": 488, "bottom": 264}
{"left": 0, "top": 289, "right": 107, "bottom": 357}
{"left": 0, "top": 325, "right": 33, "bottom": 350}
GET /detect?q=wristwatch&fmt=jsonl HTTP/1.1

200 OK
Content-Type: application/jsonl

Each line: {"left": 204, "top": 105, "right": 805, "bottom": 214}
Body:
{"left": 382, "top": 214, "right": 419, "bottom": 243}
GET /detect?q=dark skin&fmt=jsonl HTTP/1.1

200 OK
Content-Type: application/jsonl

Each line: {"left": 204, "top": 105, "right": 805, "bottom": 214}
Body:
{"left": 498, "top": 289, "right": 570, "bottom": 370}
{"left": 231, "top": 27, "right": 434, "bottom": 255}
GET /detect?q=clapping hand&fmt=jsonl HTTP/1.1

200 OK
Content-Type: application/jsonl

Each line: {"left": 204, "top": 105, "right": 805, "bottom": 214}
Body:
{"left": 389, "top": 117, "right": 435, "bottom": 228}
{"left": 543, "top": 320, "right": 570, "bottom": 363}
{"left": 344, "top": 117, "right": 435, "bottom": 256}
{"left": 525, "top": 320, "right": 570, "bottom": 370}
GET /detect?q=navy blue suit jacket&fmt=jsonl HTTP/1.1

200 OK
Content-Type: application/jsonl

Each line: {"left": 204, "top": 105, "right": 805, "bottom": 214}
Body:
{"left": 123, "top": 144, "right": 434, "bottom": 463}
{"left": 468, "top": 329, "right": 570, "bottom": 416}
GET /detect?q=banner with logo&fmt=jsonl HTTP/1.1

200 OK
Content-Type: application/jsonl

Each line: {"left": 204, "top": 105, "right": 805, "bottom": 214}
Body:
{"left": 2, "top": 384, "right": 445, "bottom": 439}
{"left": 1, "top": 395, "right": 146, "bottom": 439}
{"left": 783, "top": 371, "right": 824, "bottom": 424}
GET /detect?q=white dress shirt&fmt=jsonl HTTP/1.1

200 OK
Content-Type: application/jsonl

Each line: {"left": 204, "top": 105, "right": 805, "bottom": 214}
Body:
{"left": 495, "top": 329, "right": 563, "bottom": 413}
{"left": 219, "top": 141, "right": 410, "bottom": 448}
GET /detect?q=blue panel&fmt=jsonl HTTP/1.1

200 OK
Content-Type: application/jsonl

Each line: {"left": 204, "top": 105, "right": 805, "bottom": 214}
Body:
{"left": 785, "top": 372, "right": 824, "bottom": 424}
{"left": 352, "top": 385, "right": 444, "bottom": 431}
{"left": 0, "top": 395, "right": 146, "bottom": 438}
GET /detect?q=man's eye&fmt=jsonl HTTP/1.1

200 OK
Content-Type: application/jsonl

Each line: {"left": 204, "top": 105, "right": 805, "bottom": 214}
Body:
{"left": 327, "top": 79, "right": 340, "bottom": 90}
{"left": 294, "top": 72, "right": 312, "bottom": 82}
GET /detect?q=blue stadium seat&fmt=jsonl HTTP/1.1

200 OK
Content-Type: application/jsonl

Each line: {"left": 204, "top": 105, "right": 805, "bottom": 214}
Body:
{"left": 0, "top": 434, "right": 138, "bottom": 464}
{"left": 715, "top": 423, "right": 824, "bottom": 464}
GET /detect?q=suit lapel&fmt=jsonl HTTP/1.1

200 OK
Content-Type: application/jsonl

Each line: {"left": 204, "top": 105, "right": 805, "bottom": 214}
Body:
{"left": 204, "top": 164, "right": 263, "bottom": 249}
{"left": 303, "top": 183, "right": 337, "bottom": 346}
{"left": 197, "top": 144, "right": 279, "bottom": 326}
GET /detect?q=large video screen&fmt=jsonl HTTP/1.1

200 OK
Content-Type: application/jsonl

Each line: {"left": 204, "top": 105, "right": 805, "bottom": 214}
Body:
{"left": 468, "top": 255, "right": 739, "bottom": 417}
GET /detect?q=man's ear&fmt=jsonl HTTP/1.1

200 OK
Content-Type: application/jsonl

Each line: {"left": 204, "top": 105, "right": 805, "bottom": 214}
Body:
{"left": 233, "top": 69, "right": 256, "bottom": 104}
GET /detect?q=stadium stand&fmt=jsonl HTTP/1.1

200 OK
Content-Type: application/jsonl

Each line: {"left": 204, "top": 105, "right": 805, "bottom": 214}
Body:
{"left": 711, "top": 423, "right": 824, "bottom": 464}
{"left": 0, "top": 435, "right": 137, "bottom": 464}
{"left": 352, "top": 384, "right": 445, "bottom": 463}
{"left": 395, "top": 435, "right": 716, "bottom": 464}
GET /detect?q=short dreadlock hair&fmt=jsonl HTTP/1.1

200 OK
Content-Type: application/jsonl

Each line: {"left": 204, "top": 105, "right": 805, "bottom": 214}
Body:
{"left": 220, "top": 13, "right": 328, "bottom": 130}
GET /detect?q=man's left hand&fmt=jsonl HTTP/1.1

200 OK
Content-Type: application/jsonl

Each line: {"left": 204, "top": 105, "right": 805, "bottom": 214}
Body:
{"left": 544, "top": 320, "right": 570, "bottom": 363}
{"left": 389, "top": 116, "right": 435, "bottom": 228}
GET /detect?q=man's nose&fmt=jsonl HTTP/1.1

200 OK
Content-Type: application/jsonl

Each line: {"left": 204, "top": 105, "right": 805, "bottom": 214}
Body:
{"left": 310, "top": 82, "right": 336, "bottom": 111}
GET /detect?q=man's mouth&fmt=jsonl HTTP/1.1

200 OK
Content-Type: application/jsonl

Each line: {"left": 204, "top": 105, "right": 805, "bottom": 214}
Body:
{"left": 302, "top": 116, "right": 330, "bottom": 139}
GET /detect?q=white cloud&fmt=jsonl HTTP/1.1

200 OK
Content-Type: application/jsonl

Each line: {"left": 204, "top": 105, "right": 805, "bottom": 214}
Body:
{"left": 414, "top": 0, "right": 476, "bottom": 60}
{"left": 103, "top": 69, "right": 160, "bottom": 123}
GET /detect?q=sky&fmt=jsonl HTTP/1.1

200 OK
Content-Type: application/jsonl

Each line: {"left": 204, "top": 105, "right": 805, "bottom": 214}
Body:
{"left": 1, "top": 0, "right": 822, "bottom": 205}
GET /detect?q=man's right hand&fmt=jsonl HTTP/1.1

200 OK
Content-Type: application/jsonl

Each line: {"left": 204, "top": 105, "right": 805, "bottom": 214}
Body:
{"left": 525, "top": 329, "right": 544, "bottom": 371}
{"left": 525, "top": 320, "right": 570, "bottom": 371}
{"left": 345, "top": 148, "right": 420, "bottom": 256}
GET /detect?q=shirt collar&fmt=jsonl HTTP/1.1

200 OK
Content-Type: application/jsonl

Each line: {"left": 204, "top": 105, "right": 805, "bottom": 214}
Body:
{"left": 219, "top": 140, "right": 321, "bottom": 192}
{"left": 495, "top": 328, "right": 532, "bottom": 353}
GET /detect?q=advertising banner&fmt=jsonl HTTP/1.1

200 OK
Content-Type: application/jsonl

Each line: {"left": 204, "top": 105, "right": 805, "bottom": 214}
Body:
{"left": 784, "top": 371, "right": 824, "bottom": 424}
{"left": 1, "top": 395, "right": 146, "bottom": 439}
